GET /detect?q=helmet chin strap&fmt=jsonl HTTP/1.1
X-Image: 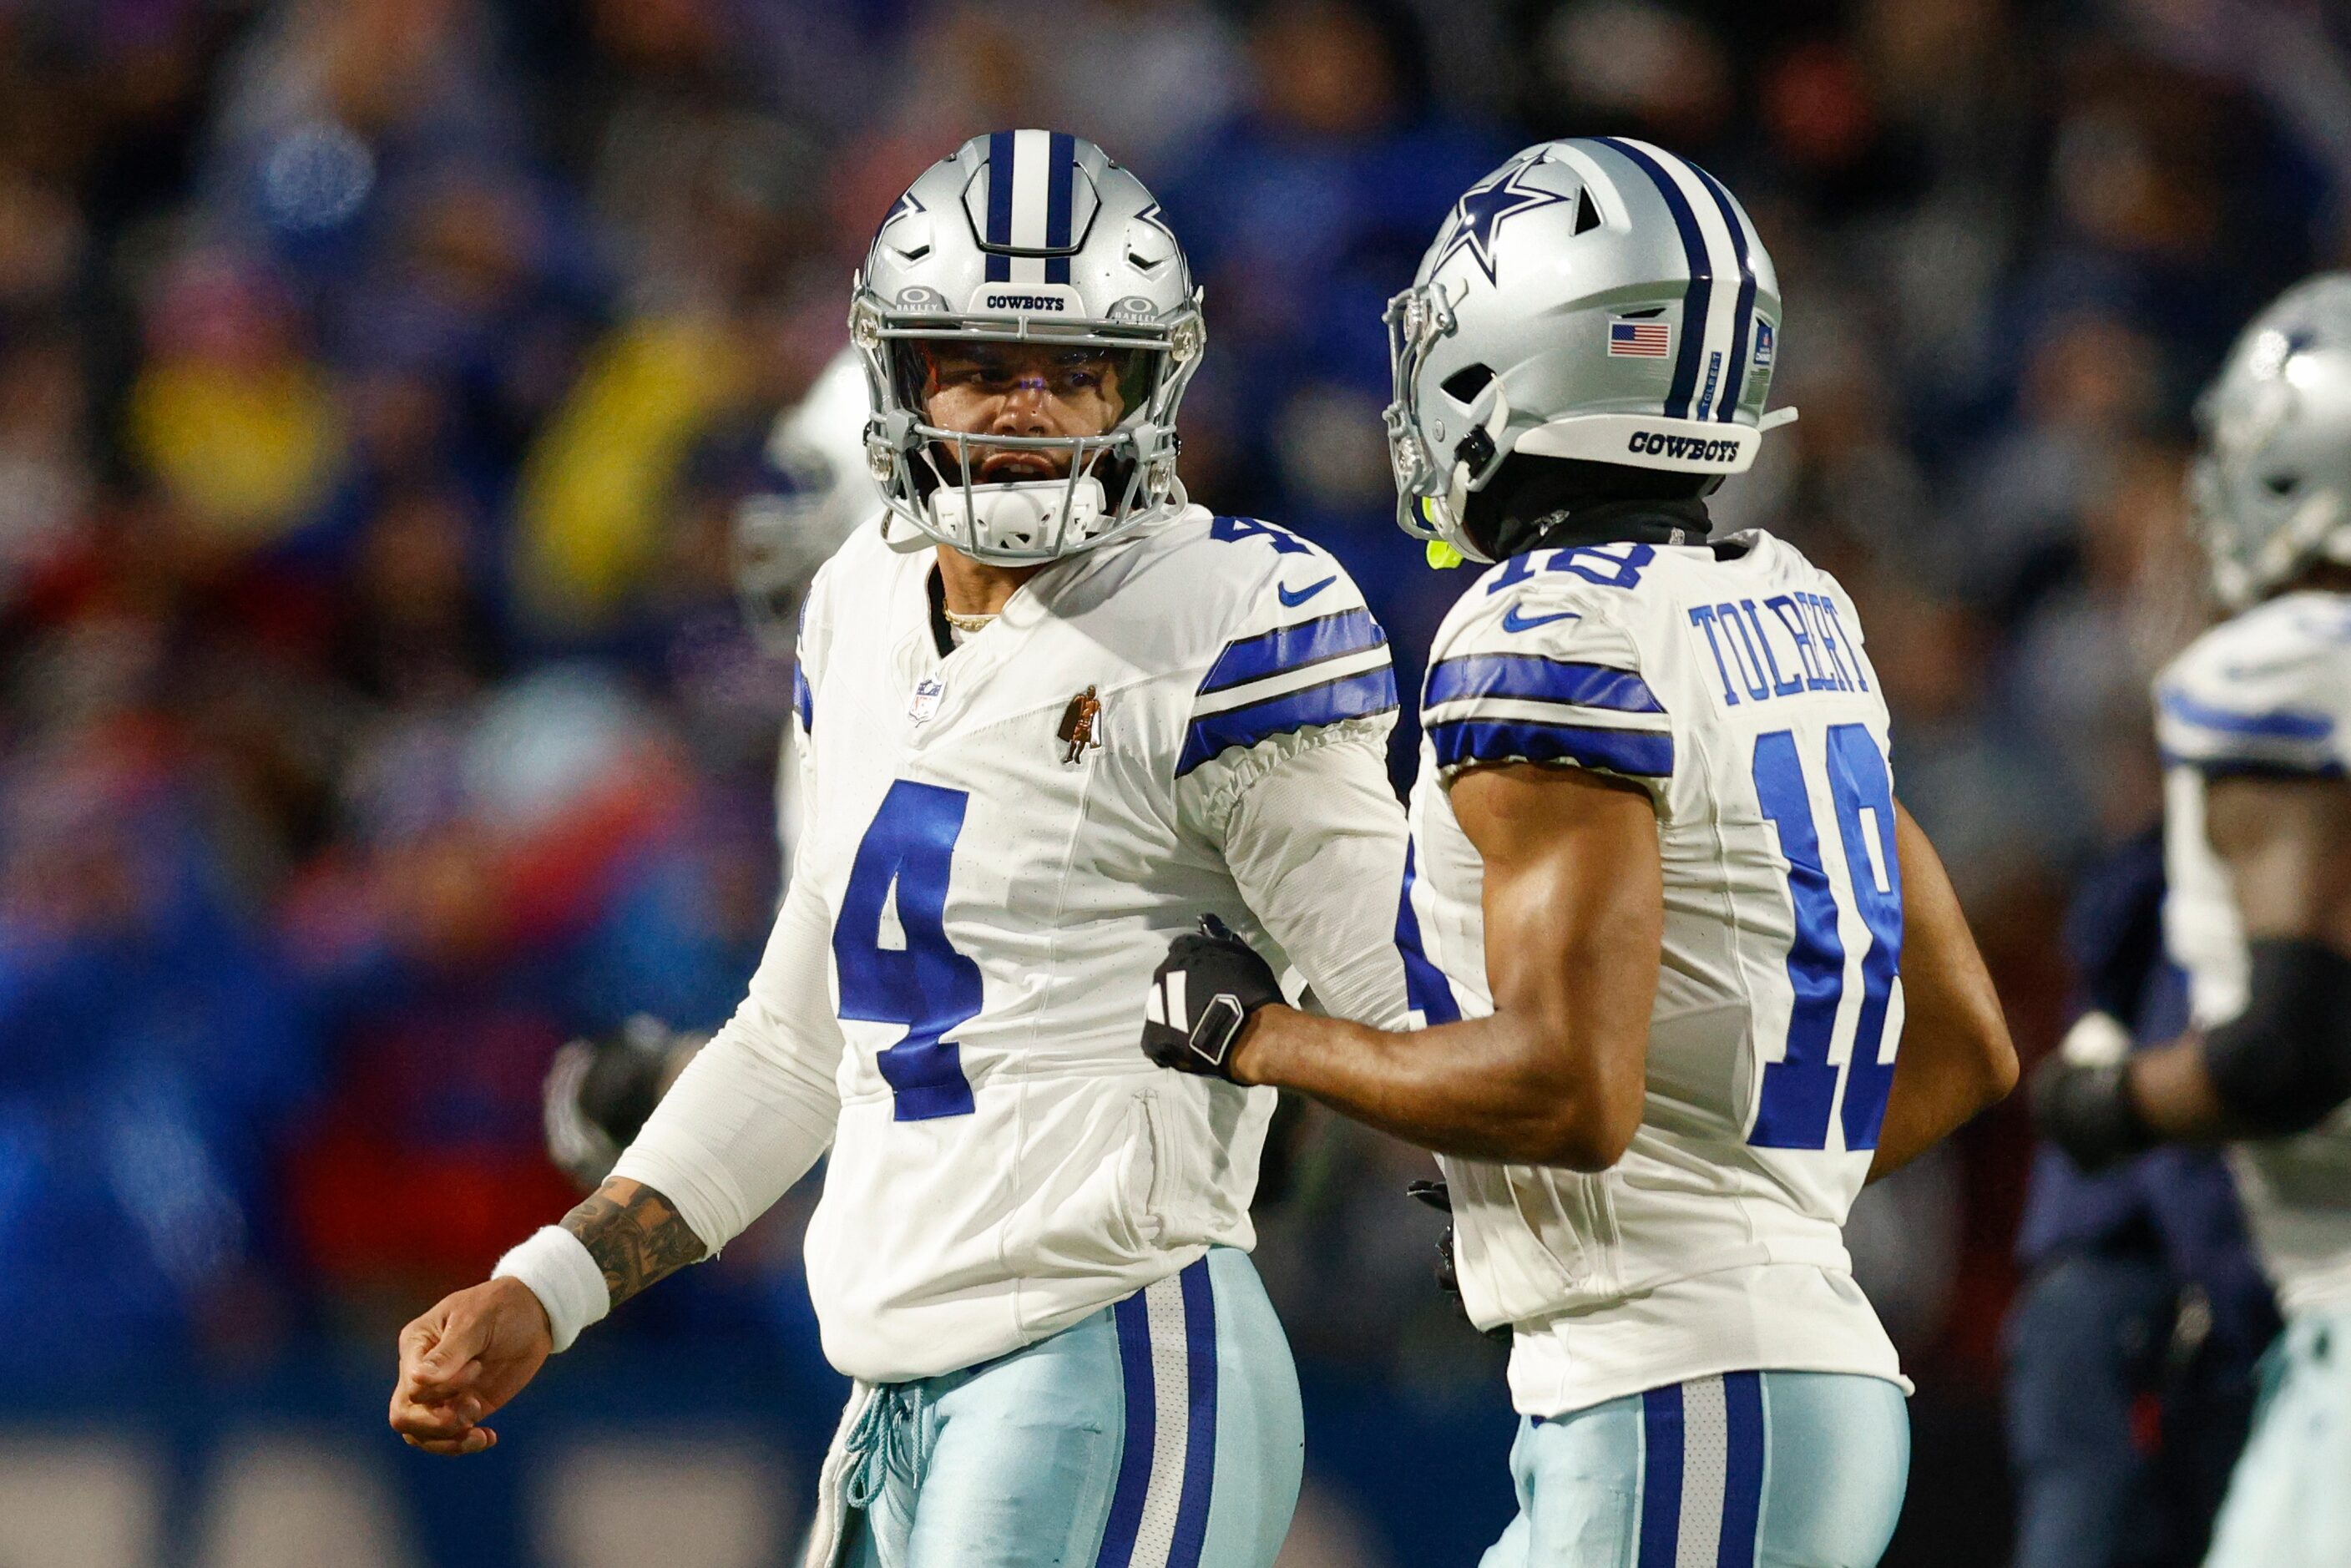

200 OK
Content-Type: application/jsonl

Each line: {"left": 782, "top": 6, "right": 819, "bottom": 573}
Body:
{"left": 1443, "top": 379, "right": 1512, "bottom": 521}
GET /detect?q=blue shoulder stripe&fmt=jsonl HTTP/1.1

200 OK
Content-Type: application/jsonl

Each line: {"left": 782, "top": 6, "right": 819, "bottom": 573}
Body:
{"left": 1429, "top": 717, "right": 1673, "bottom": 778}
{"left": 1178, "top": 666, "right": 1398, "bottom": 776}
{"left": 1424, "top": 653, "right": 1663, "bottom": 715}
{"left": 1199, "top": 608, "right": 1385, "bottom": 695}
{"left": 2160, "top": 689, "right": 2333, "bottom": 741}
{"left": 793, "top": 665, "right": 813, "bottom": 731}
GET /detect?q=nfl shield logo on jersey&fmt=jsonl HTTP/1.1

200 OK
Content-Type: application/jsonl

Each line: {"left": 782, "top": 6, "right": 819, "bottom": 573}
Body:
{"left": 908, "top": 677, "right": 945, "bottom": 723}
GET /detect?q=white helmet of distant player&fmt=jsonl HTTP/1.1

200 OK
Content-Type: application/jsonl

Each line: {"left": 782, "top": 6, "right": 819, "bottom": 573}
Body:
{"left": 852, "top": 130, "right": 1204, "bottom": 564}
{"left": 2192, "top": 273, "right": 2351, "bottom": 609}
{"left": 1385, "top": 137, "right": 1797, "bottom": 563}
{"left": 733, "top": 346, "right": 879, "bottom": 653}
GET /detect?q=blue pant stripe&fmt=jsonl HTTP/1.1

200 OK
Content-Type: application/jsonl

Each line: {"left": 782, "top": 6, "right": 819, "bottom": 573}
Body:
{"left": 1168, "top": 1259, "right": 1219, "bottom": 1568}
{"left": 1096, "top": 1292, "right": 1155, "bottom": 1568}
{"left": 1717, "top": 1372, "right": 1766, "bottom": 1566}
{"left": 1639, "top": 1383, "right": 1686, "bottom": 1566}
{"left": 1595, "top": 138, "right": 1711, "bottom": 420}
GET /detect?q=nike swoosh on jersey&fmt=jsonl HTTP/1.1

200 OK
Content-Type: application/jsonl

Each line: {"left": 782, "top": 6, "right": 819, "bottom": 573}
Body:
{"left": 1501, "top": 605, "right": 1581, "bottom": 632}
{"left": 1277, "top": 574, "right": 1338, "bottom": 607}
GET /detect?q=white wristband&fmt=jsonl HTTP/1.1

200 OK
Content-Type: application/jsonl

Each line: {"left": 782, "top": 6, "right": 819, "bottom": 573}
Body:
{"left": 493, "top": 1226, "right": 610, "bottom": 1353}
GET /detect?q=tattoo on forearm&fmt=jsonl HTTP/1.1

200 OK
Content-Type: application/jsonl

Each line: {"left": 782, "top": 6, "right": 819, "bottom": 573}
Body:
{"left": 561, "top": 1183, "right": 706, "bottom": 1307}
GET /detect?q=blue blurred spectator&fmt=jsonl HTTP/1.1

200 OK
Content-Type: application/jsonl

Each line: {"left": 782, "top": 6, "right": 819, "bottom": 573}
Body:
{"left": 0, "top": 725, "right": 315, "bottom": 1382}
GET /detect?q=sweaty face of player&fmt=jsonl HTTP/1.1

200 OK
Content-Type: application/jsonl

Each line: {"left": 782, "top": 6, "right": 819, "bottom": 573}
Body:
{"left": 913, "top": 341, "right": 1135, "bottom": 483}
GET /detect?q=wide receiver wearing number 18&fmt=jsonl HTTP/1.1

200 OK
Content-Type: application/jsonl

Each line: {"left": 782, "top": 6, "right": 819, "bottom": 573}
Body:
{"left": 1144, "top": 136, "right": 2017, "bottom": 1567}
{"left": 389, "top": 131, "right": 1420, "bottom": 1568}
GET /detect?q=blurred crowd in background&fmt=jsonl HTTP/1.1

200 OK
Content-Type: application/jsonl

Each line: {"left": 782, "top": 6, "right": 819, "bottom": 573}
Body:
{"left": 4, "top": 0, "right": 2350, "bottom": 1560}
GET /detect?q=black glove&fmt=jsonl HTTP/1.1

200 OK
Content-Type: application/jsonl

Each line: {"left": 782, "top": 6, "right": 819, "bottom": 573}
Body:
{"left": 1142, "top": 914, "right": 1283, "bottom": 1081}
{"left": 544, "top": 1014, "right": 705, "bottom": 1191}
{"left": 2030, "top": 1055, "right": 2156, "bottom": 1173}
{"left": 1408, "top": 1179, "right": 1510, "bottom": 1342}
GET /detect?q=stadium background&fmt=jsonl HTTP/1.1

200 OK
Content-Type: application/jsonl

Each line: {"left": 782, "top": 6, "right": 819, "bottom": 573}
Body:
{"left": 0, "top": 0, "right": 2341, "bottom": 1562}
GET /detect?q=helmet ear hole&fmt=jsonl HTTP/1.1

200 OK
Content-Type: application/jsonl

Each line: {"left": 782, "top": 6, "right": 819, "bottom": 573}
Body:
{"left": 1441, "top": 363, "right": 1495, "bottom": 404}
{"left": 2267, "top": 473, "right": 2301, "bottom": 496}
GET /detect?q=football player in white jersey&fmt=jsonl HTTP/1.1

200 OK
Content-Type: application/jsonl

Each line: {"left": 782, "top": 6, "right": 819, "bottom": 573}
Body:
{"left": 1143, "top": 137, "right": 2017, "bottom": 1566}
{"left": 389, "top": 132, "right": 1418, "bottom": 1568}
{"left": 2035, "top": 274, "right": 2351, "bottom": 1568}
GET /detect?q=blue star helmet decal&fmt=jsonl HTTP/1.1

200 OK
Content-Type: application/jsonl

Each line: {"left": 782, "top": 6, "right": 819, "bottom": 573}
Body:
{"left": 874, "top": 188, "right": 925, "bottom": 241}
{"left": 1431, "top": 152, "right": 1575, "bottom": 286}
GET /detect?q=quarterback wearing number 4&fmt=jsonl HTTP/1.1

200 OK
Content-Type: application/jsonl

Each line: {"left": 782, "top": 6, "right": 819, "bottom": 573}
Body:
{"left": 390, "top": 133, "right": 1418, "bottom": 1568}
{"left": 1146, "top": 137, "right": 2017, "bottom": 1566}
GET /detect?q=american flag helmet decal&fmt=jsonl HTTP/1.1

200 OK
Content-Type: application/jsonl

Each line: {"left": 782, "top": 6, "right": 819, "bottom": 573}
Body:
{"left": 1608, "top": 319, "right": 1671, "bottom": 357}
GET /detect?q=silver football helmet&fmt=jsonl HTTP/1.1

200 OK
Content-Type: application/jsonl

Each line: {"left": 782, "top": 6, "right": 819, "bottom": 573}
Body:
{"left": 2192, "top": 273, "right": 2351, "bottom": 610}
{"left": 1385, "top": 137, "right": 1797, "bottom": 563}
{"left": 851, "top": 130, "right": 1205, "bottom": 564}
{"left": 733, "top": 346, "right": 879, "bottom": 654}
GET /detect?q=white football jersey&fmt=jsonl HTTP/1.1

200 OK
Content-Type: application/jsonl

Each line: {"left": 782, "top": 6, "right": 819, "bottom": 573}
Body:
{"left": 2157, "top": 589, "right": 2351, "bottom": 1319}
{"left": 1403, "top": 530, "right": 1908, "bottom": 1416}
{"left": 616, "top": 504, "right": 1413, "bottom": 1383}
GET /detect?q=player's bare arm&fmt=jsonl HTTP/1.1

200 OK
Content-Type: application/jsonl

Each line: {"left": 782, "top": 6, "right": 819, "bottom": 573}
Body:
{"left": 2041, "top": 772, "right": 2351, "bottom": 1161}
{"left": 1173, "top": 764, "right": 1660, "bottom": 1170}
{"left": 388, "top": 1176, "right": 705, "bottom": 1455}
{"left": 1865, "top": 805, "right": 2017, "bottom": 1180}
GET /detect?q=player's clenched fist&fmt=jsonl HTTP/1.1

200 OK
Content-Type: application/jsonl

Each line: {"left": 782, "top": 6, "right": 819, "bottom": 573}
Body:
{"left": 1141, "top": 915, "right": 1284, "bottom": 1082}
{"left": 388, "top": 1277, "right": 554, "bottom": 1456}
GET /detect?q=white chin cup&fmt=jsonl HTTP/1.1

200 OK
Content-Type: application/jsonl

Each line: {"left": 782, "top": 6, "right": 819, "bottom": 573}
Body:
{"left": 930, "top": 475, "right": 1108, "bottom": 559}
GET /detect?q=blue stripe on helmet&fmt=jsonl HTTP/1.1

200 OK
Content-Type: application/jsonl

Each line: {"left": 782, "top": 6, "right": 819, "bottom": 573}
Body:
{"left": 1178, "top": 666, "right": 1400, "bottom": 776}
{"left": 1166, "top": 1258, "right": 1219, "bottom": 1568}
{"left": 1095, "top": 1290, "right": 1156, "bottom": 1568}
{"left": 1045, "top": 130, "right": 1076, "bottom": 285}
{"left": 1690, "top": 163, "right": 1757, "bottom": 423}
{"left": 1595, "top": 137, "right": 1711, "bottom": 421}
{"left": 1428, "top": 718, "right": 1674, "bottom": 778}
{"left": 1198, "top": 608, "right": 1386, "bottom": 695}
{"left": 1424, "top": 653, "right": 1664, "bottom": 715}
{"left": 1638, "top": 1382, "right": 1686, "bottom": 1566}
{"left": 1396, "top": 839, "right": 1461, "bottom": 1025}
{"left": 984, "top": 130, "right": 1016, "bottom": 282}
{"left": 1717, "top": 1372, "right": 1766, "bottom": 1566}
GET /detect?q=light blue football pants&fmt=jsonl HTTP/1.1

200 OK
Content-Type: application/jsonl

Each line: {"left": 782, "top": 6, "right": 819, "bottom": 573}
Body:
{"left": 2204, "top": 1311, "right": 2351, "bottom": 1567}
{"left": 827, "top": 1247, "right": 1303, "bottom": 1568}
{"left": 1479, "top": 1371, "right": 1910, "bottom": 1568}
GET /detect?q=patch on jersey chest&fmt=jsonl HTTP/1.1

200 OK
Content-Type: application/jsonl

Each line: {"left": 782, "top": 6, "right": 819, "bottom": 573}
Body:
{"left": 1058, "top": 685, "right": 1104, "bottom": 763}
{"left": 908, "top": 677, "right": 945, "bottom": 724}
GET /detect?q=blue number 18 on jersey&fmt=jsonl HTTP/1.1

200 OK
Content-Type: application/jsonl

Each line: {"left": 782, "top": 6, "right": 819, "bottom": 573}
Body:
{"left": 834, "top": 780, "right": 984, "bottom": 1120}
{"left": 1748, "top": 724, "right": 1904, "bottom": 1151}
